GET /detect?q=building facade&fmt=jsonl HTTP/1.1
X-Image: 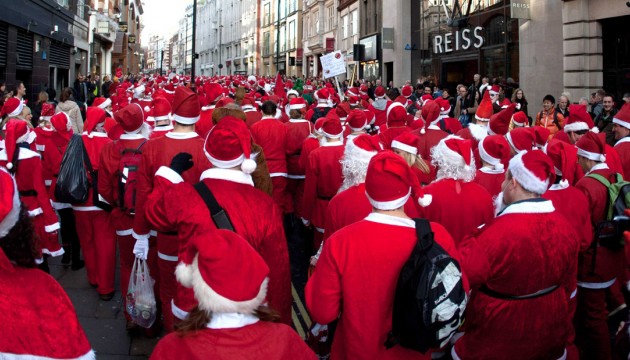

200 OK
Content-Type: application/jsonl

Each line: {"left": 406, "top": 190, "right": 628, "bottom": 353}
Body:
{"left": 302, "top": 0, "right": 337, "bottom": 78}
{"left": 260, "top": 0, "right": 302, "bottom": 77}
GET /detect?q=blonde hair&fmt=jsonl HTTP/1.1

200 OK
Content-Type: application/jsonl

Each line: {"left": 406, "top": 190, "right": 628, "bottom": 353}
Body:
{"left": 398, "top": 150, "right": 430, "bottom": 174}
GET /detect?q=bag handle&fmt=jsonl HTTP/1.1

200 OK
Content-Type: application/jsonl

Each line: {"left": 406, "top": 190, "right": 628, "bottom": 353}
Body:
{"left": 413, "top": 218, "right": 434, "bottom": 252}
{"left": 193, "top": 181, "right": 235, "bottom": 231}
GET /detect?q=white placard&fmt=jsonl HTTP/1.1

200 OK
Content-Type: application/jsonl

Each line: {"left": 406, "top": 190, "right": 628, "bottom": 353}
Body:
{"left": 320, "top": 51, "right": 346, "bottom": 79}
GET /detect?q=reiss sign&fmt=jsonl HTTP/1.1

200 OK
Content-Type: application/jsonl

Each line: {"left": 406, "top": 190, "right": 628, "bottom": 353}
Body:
{"left": 433, "top": 26, "right": 484, "bottom": 54}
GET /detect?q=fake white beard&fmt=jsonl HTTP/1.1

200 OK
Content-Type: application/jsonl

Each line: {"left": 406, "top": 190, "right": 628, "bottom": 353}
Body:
{"left": 493, "top": 191, "right": 506, "bottom": 216}
{"left": 339, "top": 157, "right": 368, "bottom": 192}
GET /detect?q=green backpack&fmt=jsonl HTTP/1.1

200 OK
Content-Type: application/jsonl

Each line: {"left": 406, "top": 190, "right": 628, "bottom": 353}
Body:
{"left": 587, "top": 173, "right": 630, "bottom": 249}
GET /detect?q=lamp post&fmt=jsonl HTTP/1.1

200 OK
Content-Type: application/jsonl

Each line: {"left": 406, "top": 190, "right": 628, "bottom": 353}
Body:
{"left": 160, "top": 49, "right": 164, "bottom": 76}
{"left": 185, "top": 13, "right": 192, "bottom": 74}
{"left": 191, "top": 0, "right": 198, "bottom": 82}
{"left": 218, "top": 24, "right": 223, "bottom": 76}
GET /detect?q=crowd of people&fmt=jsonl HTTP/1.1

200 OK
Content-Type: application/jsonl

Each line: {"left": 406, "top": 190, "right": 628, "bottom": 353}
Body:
{"left": 1, "top": 70, "right": 630, "bottom": 360}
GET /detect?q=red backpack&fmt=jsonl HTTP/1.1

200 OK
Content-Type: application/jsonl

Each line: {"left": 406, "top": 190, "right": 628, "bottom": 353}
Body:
{"left": 116, "top": 140, "right": 147, "bottom": 215}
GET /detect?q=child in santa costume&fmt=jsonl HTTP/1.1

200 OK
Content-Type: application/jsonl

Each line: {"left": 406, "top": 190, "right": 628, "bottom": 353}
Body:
{"left": 0, "top": 167, "right": 94, "bottom": 360}
{"left": 150, "top": 229, "right": 314, "bottom": 360}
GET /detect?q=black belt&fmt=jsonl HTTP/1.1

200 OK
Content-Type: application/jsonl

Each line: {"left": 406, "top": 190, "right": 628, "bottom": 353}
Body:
{"left": 161, "top": 231, "right": 178, "bottom": 236}
{"left": 19, "top": 190, "right": 38, "bottom": 197}
{"left": 317, "top": 195, "right": 333, "bottom": 201}
{"left": 480, "top": 284, "right": 559, "bottom": 300}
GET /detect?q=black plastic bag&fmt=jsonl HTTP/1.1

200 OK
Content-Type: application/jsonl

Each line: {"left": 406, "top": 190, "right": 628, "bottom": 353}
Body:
{"left": 55, "top": 134, "right": 92, "bottom": 204}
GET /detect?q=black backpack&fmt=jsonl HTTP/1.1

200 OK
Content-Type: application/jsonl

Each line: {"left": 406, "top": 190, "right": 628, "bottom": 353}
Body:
{"left": 385, "top": 218, "right": 467, "bottom": 353}
{"left": 310, "top": 106, "right": 331, "bottom": 123}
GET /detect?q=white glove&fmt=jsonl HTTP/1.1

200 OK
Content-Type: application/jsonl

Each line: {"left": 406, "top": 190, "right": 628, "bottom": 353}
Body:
{"left": 516, "top": 103, "right": 521, "bottom": 110}
{"left": 133, "top": 236, "right": 149, "bottom": 260}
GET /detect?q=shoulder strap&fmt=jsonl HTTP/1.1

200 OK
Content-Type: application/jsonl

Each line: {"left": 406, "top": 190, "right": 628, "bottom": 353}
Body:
{"left": 193, "top": 181, "right": 235, "bottom": 231}
{"left": 413, "top": 218, "right": 434, "bottom": 251}
{"left": 587, "top": 173, "right": 611, "bottom": 188}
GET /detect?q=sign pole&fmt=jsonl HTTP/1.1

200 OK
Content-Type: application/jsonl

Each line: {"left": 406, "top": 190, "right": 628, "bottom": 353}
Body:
{"left": 334, "top": 76, "right": 345, "bottom": 102}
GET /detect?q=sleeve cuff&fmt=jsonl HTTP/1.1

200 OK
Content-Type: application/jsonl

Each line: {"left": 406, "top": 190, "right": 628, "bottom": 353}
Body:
{"left": 155, "top": 166, "right": 184, "bottom": 184}
{"left": 45, "top": 223, "right": 60, "bottom": 232}
{"left": 132, "top": 230, "right": 150, "bottom": 241}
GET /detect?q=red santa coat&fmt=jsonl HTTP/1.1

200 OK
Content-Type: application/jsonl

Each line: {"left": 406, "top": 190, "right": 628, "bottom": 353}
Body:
{"left": 285, "top": 119, "right": 311, "bottom": 216}
{"left": 423, "top": 179, "right": 495, "bottom": 246}
{"left": 367, "top": 101, "right": 392, "bottom": 127}
{"left": 41, "top": 133, "right": 72, "bottom": 209}
{"left": 196, "top": 106, "right": 215, "bottom": 139}
{"left": 0, "top": 147, "right": 61, "bottom": 256}
{"left": 378, "top": 126, "right": 411, "bottom": 150}
{"left": 150, "top": 318, "right": 315, "bottom": 360}
{"left": 144, "top": 167, "right": 292, "bottom": 325}
{"left": 305, "top": 105, "right": 331, "bottom": 121}
{"left": 251, "top": 117, "right": 289, "bottom": 212}
{"left": 302, "top": 142, "right": 345, "bottom": 231}
{"left": 298, "top": 136, "right": 319, "bottom": 171}
{"left": 409, "top": 125, "right": 448, "bottom": 162}
{"left": 244, "top": 108, "right": 262, "bottom": 128}
{"left": 33, "top": 127, "right": 55, "bottom": 186}
{"left": 575, "top": 163, "right": 626, "bottom": 284}
{"left": 455, "top": 199, "right": 578, "bottom": 360}
{"left": 614, "top": 137, "right": 630, "bottom": 181}
{"left": 473, "top": 167, "right": 504, "bottom": 199}
{"left": 150, "top": 124, "right": 173, "bottom": 139}
{"left": 306, "top": 213, "right": 461, "bottom": 360}
{"left": 0, "top": 248, "right": 94, "bottom": 360}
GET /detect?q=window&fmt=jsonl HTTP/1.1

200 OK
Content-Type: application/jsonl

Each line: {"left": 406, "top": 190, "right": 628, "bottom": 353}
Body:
{"left": 77, "top": 0, "right": 84, "bottom": 18}
{"left": 289, "top": 20, "right": 296, "bottom": 49}
{"left": 313, "top": 10, "right": 319, "bottom": 33}
{"left": 351, "top": 10, "right": 358, "bottom": 35}
{"left": 304, "top": 15, "right": 309, "bottom": 37}
{"left": 264, "top": 3, "right": 271, "bottom": 26}
{"left": 327, "top": 6, "right": 334, "bottom": 31}
{"left": 280, "top": 0, "right": 286, "bottom": 19}
{"left": 280, "top": 25, "right": 286, "bottom": 52}
{"left": 263, "top": 32, "right": 270, "bottom": 55}
{"left": 288, "top": 0, "right": 297, "bottom": 13}
{"left": 342, "top": 15, "right": 348, "bottom": 39}
{"left": 57, "top": 0, "right": 69, "bottom": 8}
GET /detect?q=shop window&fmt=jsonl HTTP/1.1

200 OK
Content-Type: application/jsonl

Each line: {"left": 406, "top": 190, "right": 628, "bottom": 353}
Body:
{"left": 484, "top": 15, "right": 506, "bottom": 47}
{"left": 482, "top": 46, "right": 504, "bottom": 79}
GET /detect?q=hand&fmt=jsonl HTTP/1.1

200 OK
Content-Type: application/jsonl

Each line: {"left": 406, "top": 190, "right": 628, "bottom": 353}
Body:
{"left": 170, "top": 152, "right": 194, "bottom": 175}
{"left": 133, "top": 237, "right": 149, "bottom": 260}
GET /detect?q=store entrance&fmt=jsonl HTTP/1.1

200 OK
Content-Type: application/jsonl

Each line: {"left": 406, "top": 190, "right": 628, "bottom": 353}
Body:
{"left": 602, "top": 15, "right": 630, "bottom": 102}
{"left": 441, "top": 59, "right": 478, "bottom": 92}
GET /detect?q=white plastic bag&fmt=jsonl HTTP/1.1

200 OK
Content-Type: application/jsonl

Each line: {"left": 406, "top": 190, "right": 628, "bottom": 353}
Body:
{"left": 126, "top": 258, "right": 157, "bottom": 328}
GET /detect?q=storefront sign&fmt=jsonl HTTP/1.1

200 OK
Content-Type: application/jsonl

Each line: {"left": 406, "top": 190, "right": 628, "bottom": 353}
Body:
{"left": 433, "top": 26, "right": 484, "bottom": 54}
{"left": 96, "top": 21, "right": 110, "bottom": 34}
{"left": 382, "top": 28, "right": 394, "bottom": 49}
{"left": 511, "top": 0, "right": 531, "bottom": 20}
{"left": 118, "top": 22, "right": 128, "bottom": 33}
{"left": 359, "top": 34, "right": 378, "bottom": 62}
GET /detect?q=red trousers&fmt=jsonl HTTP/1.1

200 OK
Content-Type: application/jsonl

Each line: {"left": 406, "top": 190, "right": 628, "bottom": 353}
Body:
{"left": 156, "top": 233, "right": 179, "bottom": 333}
{"left": 286, "top": 178, "right": 305, "bottom": 217}
{"left": 574, "top": 286, "right": 612, "bottom": 360}
{"left": 271, "top": 176, "right": 289, "bottom": 214}
{"left": 74, "top": 210, "right": 116, "bottom": 295}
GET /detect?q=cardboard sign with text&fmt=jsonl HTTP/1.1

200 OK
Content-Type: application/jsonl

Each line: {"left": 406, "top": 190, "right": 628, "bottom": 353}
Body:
{"left": 320, "top": 51, "right": 346, "bottom": 79}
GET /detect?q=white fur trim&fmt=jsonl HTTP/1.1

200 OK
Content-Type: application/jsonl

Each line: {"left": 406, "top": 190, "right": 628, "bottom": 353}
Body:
{"left": 548, "top": 180, "right": 569, "bottom": 191}
{"left": 158, "top": 252, "right": 178, "bottom": 262}
{"left": 27, "top": 208, "right": 43, "bottom": 217}
{"left": 8, "top": 101, "right": 24, "bottom": 117}
{"left": 0, "top": 350, "right": 96, "bottom": 360}
{"left": 345, "top": 137, "right": 378, "bottom": 163}
{"left": 97, "top": 98, "right": 112, "bottom": 110}
{"left": 241, "top": 158, "right": 257, "bottom": 174}
{"left": 576, "top": 147, "right": 606, "bottom": 162}
{"left": 165, "top": 132, "right": 199, "bottom": 140}
{"left": 364, "top": 212, "right": 415, "bottom": 228}
{"left": 564, "top": 121, "right": 590, "bottom": 132}
{"left": 188, "top": 255, "right": 269, "bottom": 314}
{"left": 474, "top": 113, "right": 490, "bottom": 123}
{"left": 499, "top": 199, "right": 555, "bottom": 216}
{"left": 0, "top": 148, "right": 40, "bottom": 161}
{"left": 131, "top": 230, "right": 150, "bottom": 241}
{"left": 288, "top": 103, "right": 306, "bottom": 110}
{"left": 322, "top": 129, "right": 343, "bottom": 139}
{"left": 478, "top": 137, "right": 500, "bottom": 167}
{"left": 479, "top": 166, "right": 504, "bottom": 174}
{"left": 155, "top": 166, "right": 184, "bottom": 184}
{"left": 468, "top": 123, "right": 488, "bottom": 141}
{"left": 206, "top": 152, "right": 245, "bottom": 169}
{"left": 418, "top": 194, "right": 432, "bottom": 207}
{"left": 42, "top": 247, "right": 64, "bottom": 257}
{"left": 365, "top": 188, "right": 411, "bottom": 210}
{"left": 175, "top": 262, "right": 194, "bottom": 288}
{"left": 578, "top": 278, "right": 616, "bottom": 289}
{"left": 200, "top": 168, "right": 254, "bottom": 186}
{"left": 116, "top": 229, "right": 133, "bottom": 236}
{"left": 172, "top": 113, "right": 200, "bottom": 125}
{"left": 44, "top": 222, "right": 60, "bottom": 232}
{"left": 615, "top": 137, "right": 630, "bottom": 146}
{"left": 508, "top": 151, "right": 550, "bottom": 195}
{"left": 206, "top": 312, "right": 260, "bottom": 329}
{"left": 613, "top": 117, "right": 630, "bottom": 130}
{"left": 153, "top": 114, "right": 171, "bottom": 121}
{"left": 391, "top": 140, "right": 417, "bottom": 155}
{"left": 119, "top": 133, "right": 146, "bottom": 140}
{"left": 171, "top": 300, "right": 189, "bottom": 320}
{"left": 0, "top": 171, "right": 20, "bottom": 237}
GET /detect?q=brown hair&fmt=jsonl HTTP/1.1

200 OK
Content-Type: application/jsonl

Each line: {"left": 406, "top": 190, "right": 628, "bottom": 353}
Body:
{"left": 60, "top": 87, "right": 73, "bottom": 103}
{"left": 234, "top": 87, "right": 246, "bottom": 105}
{"left": 0, "top": 206, "right": 38, "bottom": 268}
{"left": 289, "top": 109, "right": 304, "bottom": 119}
{"left": 212, "top": 106, "right": 247, "bottom": 125}
{"left": 174, "top": 305, "right": 280, "bottom": 337}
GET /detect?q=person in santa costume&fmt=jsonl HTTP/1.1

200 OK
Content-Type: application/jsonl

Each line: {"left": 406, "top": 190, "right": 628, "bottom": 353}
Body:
{"left": 456, "top": 90, "right": 494, "bottom": 150}
{"left": 150, "top": 229, "right": 314, "bottom": 360}
{"left": 409, "top": 100, "right": 448, "bottom": 164}
{"left": 454, "top": 150, "right": 579, "bottom": 360}
{"left": 423, "top": 135, "right": 494, "bottom": 245}
{"left": 250, "top": 100, "right": 289, "bottom": 213}
{"left": 298, "top": 117, "right": 326, "bottom": 187}
{"left": 284, "top": 97, "right": 311, "bottom": 218}
{"left": 391, "top": 132, "right": 434, "bottom": 185}
{"left": 378, "top": 102, "right": 412, "bottom": 149}
{"left": 143, "top": 116, "right": 292, "bottom": 325}
{"left": 242, "top": 96, "right": 262, "bottom": 128}
{"left": 0, "top": 120, "right": 62, "bottom": 269}
{"left": 0, "top": 167, "right": 94, "bottom": 360}
{"left": 92, "top": 96, "right": 113, "bottom": 118}
{"left": 306, "top": 151, "right": 459, "bottom": 360}
{"left": 302, "top": 116, "right": 345, "bottom": 250}
{"left": 132, "top": 86, "right": 212, "bottom": 332}
{"left": 542, "top": 139, "right": 593, "bottom": 360}
{"left": 612, "top": 104, "right": 630, "bottom": 180}
{"left": 510, "top": 111, "right": 529, "bottom": 130}
{"left": 149, "top": 96, "right": 174, "bottom": 139}
{"left": 33, "top": 103, "right": 56, "bottom": 185}
{"left": 42, "top": 112, "right": 83, "bottom": 270}
{"left": 196, "top": 82, "right": 224, "bottom": 136}
{"left": 98, "top": 103, "right": 154, "bottom": 332}
{"left": 505, "top": 127, "right": 536, "bottom": 156}
{"left": 473, "top": 134, "right": 510, "bottom": 199}
{"left": 345, "top": 109, "right": 369, "bottom": 142}
{"left": 305, "top": 88, "right": 333, "bottom": 122}
{"left": 367, "top": 86, "right": 392, "bottom": 128}
{"left": 71, "top": 107, "right": 116, "bottom": 300}
{"left": 574, "top": 131, "right": 626, "bottom": 360}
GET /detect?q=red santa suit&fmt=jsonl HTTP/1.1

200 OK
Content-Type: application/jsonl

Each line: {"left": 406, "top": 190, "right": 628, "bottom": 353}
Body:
{"left": 73, "top": 128, "right": 116, "bottom": 296}
{"left": 614, "top": 137, "right": 630, "bottom": 181}
{"left": 144, "top": 167, "right": 292, "bottom": 325}
{"left": 305, "top": 104, "right": 331, "bottom": 121}
{"left": 150, "top": 123, "right": 174, "bottom": 139}
{"left": 307, "top": 213, "right": 460, "bottom": 360}
{"left": 0, "top": 248, "right": 94, "bottom": 360}
{"left": 473, "top": 167, "right": 504, "bottom": 199}
{"left": 33, "top": 127, "right": 56, "bottom": 186}
{"left": 455, "top": 198, "right": 578, "bottom": 360}
{"left": 410, "top": 101, "right": 449, "bottom": 163}
{"left": 250, "top": 116, "right": 290, "bottom": 213}
{"left": 423, "top": 178, "right": 494, "bottom": 246}
{"left": 133, "top": 132, "right": 211, "bottom": 331}
{"left": 243, "top": 106, "right": 262, "bottom": 128}
{"left": 196, "top": 105, "right": 215, "bottom": 138}
{"left": 299, "top": 135, "right": 320, "bottom": 171}
{"left": 284, "top": 118, "right": 311, "bottom": 216}
{"left": 150, "top": 319, "right": 314, "bottom": 360}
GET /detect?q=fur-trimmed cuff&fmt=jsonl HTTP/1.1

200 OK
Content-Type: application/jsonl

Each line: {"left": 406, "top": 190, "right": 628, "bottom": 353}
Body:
{"left": 45, "top": 222, "right": 60, "bottom": 232}
{"left": 155, "top": 166, "right": 184, "bottom": 184}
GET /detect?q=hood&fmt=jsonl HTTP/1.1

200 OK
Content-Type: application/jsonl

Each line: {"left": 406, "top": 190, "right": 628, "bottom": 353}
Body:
{"left": 57, "top": 101, "right": 78, "bottom": 112}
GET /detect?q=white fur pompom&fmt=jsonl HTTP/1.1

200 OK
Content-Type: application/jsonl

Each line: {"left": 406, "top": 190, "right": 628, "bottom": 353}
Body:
{"left": 6, "top": 162, "right": 13, "bottom": 170}
{"left": 175, "top": 262, "right": 194, "bottom": 288}
{"left": 420, "top": 127, "right": 426, "bottom": 134}
{"left": 600, "top": 154, "right": 607, "bottom": 163}
{"left": 591, "top": 127, "right": 600, "bottom": 134}
{"left": 241, "top": 158, "right": 257, "bottom": 174}
{"left": 418, "top": 194, "right": 433, "bottom": 207}
{"left": 144, "top": 106, "right": 151, "bottom": 113}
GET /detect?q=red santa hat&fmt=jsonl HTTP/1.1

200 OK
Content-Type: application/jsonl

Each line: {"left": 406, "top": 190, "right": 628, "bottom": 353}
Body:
{"left": 204, "top": 82, "right": 224, "bottom": 104}
{"left": 247, "top": 75, "right": 257, "bottom": 85}
{"left": 359, "top": 84, "right": 368, "bottom": 94}
{"left": 315, "top": 88, "right": 330, "bottom": 102}
{"left": 401, "top": 85, "right": 413, "bottom": 98}
{"left": 313, "top": 117, "right": 327, "bottom": 136}
{"left": 576, "top": 131, "right": 607, "bottom": 162}
{"left": 50, "top": 112, "right": 73, "bottom": 140}
{"left": 348, "top": 96, "right": 361, "bottom": 107}
{"left": 433, "top": 136, "right": 473, "bottom": 171}
{"left": 114, "top": 104, "right": 145, "bottom": 133}
{"left": 288, "top": 97, "right": 307, "bottom": 111}
{"left": 3, "top": 120, "right": 30, "bottom": 170}
{"left": 39, "top": 102, "right": 55, "bottom": 121}
{"left": 216, "top": 97, "right": 235, "bottom": 108}
{"left": 92, "top": 97, "right": 112, "bottom": 110}
{"left": 163, "top": 83, "right": 176, "bottom": 94}
{"left": 488, "top": 85, "right": 500, "bottom": 95}
{"left": 84, "top": 107, "right": 107, "bottom": 138}
{"left": 152, "top": 96, "right": 172, "bottom": 122}
{"left": 612, "top": 103, "right": 630, "bottom": 130}
{"left": 512, "top": 111, "right": 528, "bottom": 127}
{"left": 436, "top": 98, "right": 451, "bottom": 116}
{"left": 1, "top": 97, "right": 24, "bottom": 118}
{"left": 374, "top": 86, "right": 386, "bottom": 99}
{"left": 544, "top": 139, "right": 579, "bottom": 186}
{"left": 364, "top": 109, "right": 376, "bottom": 125}
{"left": 321, "top": 116, "right": 343, "bottom": 139}
{"left": 345, "top": 134, "right": 381, "bottom": 163}
{"left": 475, "top": 91, "right": 493, "bottom": 122}
{"left": 478, "top": 135, "right": 510, "bottom": 171}
{"left": 0, "top": 167, "right": 20, "bottom": 237}
{"left": 420, "top": 94, "right": 433, "bottom": 105}
{"left": 488, "top": 103, "right": 517, "bottom": 136}
{"left": 365, "top": 151, "right": 432, "bottom": 208}
{"left": 336, "top": 102, "right": 352, "bottom": 120}
{"left": 286, "top": 89, "right": 299, "bottom": 99}
{"left": 508, "top": 150, "right": 555, "bottom": 195}
{"left": 531, "top": 127, "right": 550, "bottom": 148}
{"left": 420, "top": 100, "right": 440, "bottom": 134}
{"left": 175, "top": 229, "right": 269, "bottom": 314}
{"left": 506, "top": 127, "right": 535, "bottom": 153}
{"left": 392, "top": 132, "right": 420, "bottom": 156}
{"left": 564, "top": 104, "right": 597, "bottom": 132}
{"left": 386, "top": 103, "right": 407, "bottom": 127}
{"left": 347, "top": 109, "right": 368, "bottom": 131}
{"left": 204, "top": 116, "right": 257, "bottom": 174}
{"left": 172, "top": 86, "right": 200, "bottom": 125}
{"left": 346, "top": 87, "right": 359, "bottom": 97}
